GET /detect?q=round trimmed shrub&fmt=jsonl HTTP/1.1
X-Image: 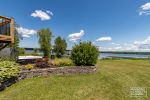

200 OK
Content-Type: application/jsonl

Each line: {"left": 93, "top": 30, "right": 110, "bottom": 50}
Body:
{"left": 71, "top": 42, "right": 99, "bottom": 66}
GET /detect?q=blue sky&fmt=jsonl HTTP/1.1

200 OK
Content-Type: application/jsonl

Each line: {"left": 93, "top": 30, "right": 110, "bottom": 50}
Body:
{"left": 0, "top": 0, "right": 150, "bottom": 51}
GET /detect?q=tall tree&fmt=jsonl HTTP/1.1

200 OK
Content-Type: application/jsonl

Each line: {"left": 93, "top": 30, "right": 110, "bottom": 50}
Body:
{"left": 18, "top": 48, "right": 25, "bottom": 55}
{"left": 32, "top": 48, "right": 38, "bottom": 56}
{"left": 54, "top": 36, "right": 67, "bottom": 58}
{"left": 37, "top": 28, "right": 52, "bottom": 57}
{"left": 13, "top": 27, "right": 20, "bottom": 49}
{"left": 6, "top": 22, "right": 20, "bottom": 49}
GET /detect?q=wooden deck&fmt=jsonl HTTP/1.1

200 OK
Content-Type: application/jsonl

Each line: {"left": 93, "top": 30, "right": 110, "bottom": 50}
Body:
{"left": 0, "top": 16, "right": 14, "bottom": 44}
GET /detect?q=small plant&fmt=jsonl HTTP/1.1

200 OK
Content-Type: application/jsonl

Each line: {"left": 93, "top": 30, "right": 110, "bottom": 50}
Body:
{"left": 71, "top": 41, "right": 99, "bottom": 66}
{"left": 35, "top": 57, "right": 50, "bottom": 68}
{"left": 53, "top": 58, "right": 74, "bottom": 67}
{"left": 25, "top": 64, "right": 33, "bottom": 70}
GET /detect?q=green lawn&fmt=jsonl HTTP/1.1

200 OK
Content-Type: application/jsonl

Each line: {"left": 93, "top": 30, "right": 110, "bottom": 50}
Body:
{"left": 0, "top": 60, "right": 150, "bottom": 100}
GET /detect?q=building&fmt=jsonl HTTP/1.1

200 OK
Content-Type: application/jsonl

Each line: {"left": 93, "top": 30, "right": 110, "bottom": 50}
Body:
{"left": 0, "top": 16, "right": 14, "bottom": 45}
{"left": 0, "top": 16, "right": 16, "bottom": 59}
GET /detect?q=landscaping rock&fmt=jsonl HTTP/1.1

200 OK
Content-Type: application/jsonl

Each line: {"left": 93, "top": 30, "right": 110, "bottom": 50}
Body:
{"left": 0, "top": 77, "right": 18, "bottom": 91}
{"left": 19, "top": 66, "right": 98, "bottom": 80}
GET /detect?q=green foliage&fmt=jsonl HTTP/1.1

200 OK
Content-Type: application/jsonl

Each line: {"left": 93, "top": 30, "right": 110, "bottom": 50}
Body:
{"left": 32, "top": 48, "right": 39, "bottom": 56}
{"left": 18, "top": 48, "right": 25, "bottom": 55}
{"left": 37, "top": 28, "right": 52, "bottom": 57}
{"left": 0, "top": 61, "right": 20, "bottom": 83}
{"left": 25, "top": 64, "right": 33, "bottom": 70}
{"left": 13, "top": 23, "right": 20, "bottom": 50}
{"left": 54, "top": 36, "right": 67, "bottom": 58}
{"left": 0, "top": 57, "right": 16, "bottom": 61}
{"left": 53, "top": 58, "right": 74, "bottom": 67}
{"left": 71, "top": 41, "right": 99, "bottom": 66}
{"left": 6, "top": 22, "right": 20, "bottom": 50}
{"left": 0, "top": 60, "right": 150, "bottom": 100}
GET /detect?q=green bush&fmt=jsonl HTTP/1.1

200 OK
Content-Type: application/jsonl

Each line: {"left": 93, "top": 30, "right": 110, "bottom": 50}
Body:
{"left": 71, "top": 41, "right": 99, "bottom": 66}
{"left": 0, "top": 57, "right": 16, "bottom": 61}
{"left": 18, "top": 48, "right": 25, "bottom": 55}
{"left": 25, "top": 64, "right": 33, "bottom": 70}
{"left": 0, "top": 61, "right": 20, "bottom": 83}
{"left": 53, "top": 58, "right": 74, "bottom": 67}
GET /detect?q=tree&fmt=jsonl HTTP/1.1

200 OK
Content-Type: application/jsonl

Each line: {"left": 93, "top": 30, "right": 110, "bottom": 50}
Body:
{"left": 13, "top": 22, "right": 20, "bottom": 49}
{"left": 37, "top": 28, "right": 52, "bottom": 57}
{"left": 18, "top": 48, "right": 25, "bottom": 55}
{"left": 71, "top": 41, "right": 99, "bottom": 66}
{"left": 54, "top": 36, "right": 67, "bottom": 58}
{"left": 13, "top": 30, "right": 19, "bottom": 49}
{"left": 32, "top": 48, "right": 38, "bottom": 56}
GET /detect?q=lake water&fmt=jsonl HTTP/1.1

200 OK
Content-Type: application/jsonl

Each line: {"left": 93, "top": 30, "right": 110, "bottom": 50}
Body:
{"left": 25, "top": 49, "right": 150, "bottom": 59}
{"left": 100, "top": 53, "right": 150, "bottom": 59}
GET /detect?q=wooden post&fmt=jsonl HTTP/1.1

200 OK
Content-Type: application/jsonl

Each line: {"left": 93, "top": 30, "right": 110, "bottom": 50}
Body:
{"left": 10, "top": 18, "right": 14, "bottom": 44}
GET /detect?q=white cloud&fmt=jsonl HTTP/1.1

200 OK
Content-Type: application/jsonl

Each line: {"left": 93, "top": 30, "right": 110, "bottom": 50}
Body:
{"left": 31, "top": 10, "right": 53, "bottom": 21}
{"left": 100, "top": 44, "right": 139, "bottom": 51}
{"left": 99, "top": 36, "right": 150, "bottom": 51}
{"left": 92, "top": 41, "right": 96, "bottom": 44}
{"left": 139, "top": 2, "right": 150, "bottom": 16}
{"left": 111, "top": 42, "right": 120, "bottom": 46}
{"left": 96, "top": 37, "right": 112, "bottom": 42}
{"left": 46, "top": 10, "right": 53, "bottom": 16}
{"left": 68, "top": 30, "right": 85, "bottom": 42}
{"left": 132, "top": 36, "right": 150, "bottom": 50}
{"left": 143, "top": 36, "right": 150, "bottom": 44}
{"left": 139, "top": 10, "right": 150, "bottom": 16}
{"left": 16, "top": 27, "right": 37, "bottom": 38}
{"left": 141, "top": 2, "right": 150, "bottom": 10}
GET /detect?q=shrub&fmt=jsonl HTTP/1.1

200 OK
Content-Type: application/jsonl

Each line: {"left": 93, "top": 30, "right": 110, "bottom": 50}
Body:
{"left": 71, "top": 41, "right": 99, "bottom": 66}
{"left": 32, "top": 48, "right": 39, "bottom": 56}
{"left": 35, "top": 57, "right": 50, "bottom": 68}
{"left": 25, "top": 64, "right": 33, "bottom": 70}
{"left": 54, "top": 36, "right": 67, "bottom": 58}
{"left": 53, "top": 58, "right": 74, "bottom": 67}
{"left": 0, "top": 57, "right": 16, "bottom": 61}
{"left": 0, "top": 61, "right": 20, "bottom": 83}
{"left": 18, "top": 48, "right": 25, "bottom": 55}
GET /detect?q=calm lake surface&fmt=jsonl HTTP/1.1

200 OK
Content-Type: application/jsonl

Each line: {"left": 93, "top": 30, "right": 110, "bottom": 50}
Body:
{"left": 100, "top": 53, "right": 150, "bottom": 59}
{"left": 25, "top": 49, "right": 150, "bottom": 59}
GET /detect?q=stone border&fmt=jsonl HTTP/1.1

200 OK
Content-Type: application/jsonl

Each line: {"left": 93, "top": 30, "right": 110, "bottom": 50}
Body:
{"left": 18, "top": 66, "right": 98, "bottom": 80}
{"left": 0, "top": 77, "right": 18, "bottom": 91}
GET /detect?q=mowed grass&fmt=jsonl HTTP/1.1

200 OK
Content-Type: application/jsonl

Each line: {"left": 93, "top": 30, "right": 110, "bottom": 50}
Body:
{"left": 0, "top": 60, "right": 150, "bottom": 100}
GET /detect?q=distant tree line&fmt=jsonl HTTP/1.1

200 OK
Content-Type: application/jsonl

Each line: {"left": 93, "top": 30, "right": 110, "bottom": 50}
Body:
{"left": 101, "top": 51, "right": 150, "bottom": 55}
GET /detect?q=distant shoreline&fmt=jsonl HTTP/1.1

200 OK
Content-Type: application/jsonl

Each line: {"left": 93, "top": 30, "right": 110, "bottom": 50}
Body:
{"left": 101, "top": 51, "right": 150, "bottom": 55}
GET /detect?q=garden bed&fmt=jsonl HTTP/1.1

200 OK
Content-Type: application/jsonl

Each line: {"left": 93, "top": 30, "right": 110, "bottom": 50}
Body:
{"left": 18, "top": 66, "right": 98, "bottom": 80}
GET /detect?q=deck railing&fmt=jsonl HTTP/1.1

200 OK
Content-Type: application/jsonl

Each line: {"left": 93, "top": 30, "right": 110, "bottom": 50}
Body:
{"left": 0, "top": 16, "right": 14, "bottom": 43}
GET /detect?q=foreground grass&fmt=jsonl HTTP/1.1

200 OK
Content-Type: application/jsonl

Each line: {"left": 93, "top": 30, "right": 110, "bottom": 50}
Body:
{"left": 0, "top": 60, "right": 150, "bottom": 100}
